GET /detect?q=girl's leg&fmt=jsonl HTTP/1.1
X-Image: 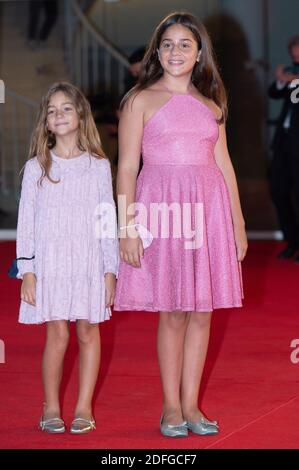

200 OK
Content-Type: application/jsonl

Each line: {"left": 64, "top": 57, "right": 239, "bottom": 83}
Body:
{"left": 181, "top": 311, "right": 212, "bottom": 423}
{"left": 157, "top": 311, "right": 189, "bottom": 425}
{"left": 42, "top": 320, "right": 70, "bottom": 418}
{"left": 74, "top": 320, "right": 100, "bottom": 418}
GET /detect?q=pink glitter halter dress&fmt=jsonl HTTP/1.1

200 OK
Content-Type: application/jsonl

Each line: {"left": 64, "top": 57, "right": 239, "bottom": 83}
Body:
{"left": 114, "top": 90, "right": 244, "bottom": 312}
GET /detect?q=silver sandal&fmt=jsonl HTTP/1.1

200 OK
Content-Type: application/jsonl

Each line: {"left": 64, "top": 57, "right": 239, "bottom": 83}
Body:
{"left": 160, "top": 415, "right": 188, "bottom": 438}
{"left": 70, "top": 417, "right": 96, "bottom": 434}
{"left": 186, "top": 416, "right": 219, "bottom": 435}
{"left": 39, "top": 417, "right": 66, "bottom": 433}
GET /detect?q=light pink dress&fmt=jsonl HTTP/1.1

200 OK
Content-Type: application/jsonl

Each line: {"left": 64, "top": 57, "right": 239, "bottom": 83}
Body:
{"left": 17, "top": 152, "right": 118, "bottom": 324}
{"left": 114, "top": 92, "right": 244, "bottom": 312}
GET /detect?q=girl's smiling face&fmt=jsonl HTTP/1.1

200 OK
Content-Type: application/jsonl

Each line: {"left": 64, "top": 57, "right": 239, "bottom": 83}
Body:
{"left": 158, "top": 24, "right": 200, "bottom": 77}
{"left": 47, "top": 91, "right": 79, "bottom": 136}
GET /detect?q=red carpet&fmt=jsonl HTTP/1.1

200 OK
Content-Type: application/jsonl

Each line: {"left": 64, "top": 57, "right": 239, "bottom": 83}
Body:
{"left": 1, "top": 240, "right": 299, "bottom": 449}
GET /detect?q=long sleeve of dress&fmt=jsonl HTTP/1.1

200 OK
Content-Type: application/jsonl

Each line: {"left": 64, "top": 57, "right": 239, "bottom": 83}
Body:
{"left": 16, "top": 160, "right": 38, "bottom": 279}
{"left": 98, "top": 159, "right": 119, "bottom": 276}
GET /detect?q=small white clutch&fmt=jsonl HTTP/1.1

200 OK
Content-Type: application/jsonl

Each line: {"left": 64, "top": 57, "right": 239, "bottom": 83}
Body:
{"left": 135, "top": 223, "right": 154, "bottom": 249}
{"left": 119, "top": 223, "right": 154, "bottom": 249}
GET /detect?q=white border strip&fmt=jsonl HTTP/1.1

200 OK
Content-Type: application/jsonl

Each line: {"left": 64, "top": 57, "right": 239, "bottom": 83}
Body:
{"left": 0, "top": 230, "right": 17, "bottom": 240}
{"left": 246, "top": 230, "right": 283, "bottom": 240}
{"left": 0, "top": 230, "right": 284, "bottom": 241}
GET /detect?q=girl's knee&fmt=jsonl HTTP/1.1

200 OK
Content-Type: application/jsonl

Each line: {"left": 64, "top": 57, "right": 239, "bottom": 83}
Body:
{"left": 160, "top": 311, "right": 188, "bottom": 329}
{"left": 76, "top": 321, "right": 99, "bottom": 345}
{"left": 46, "top": 321, "right": 70, "bottom": 348}
{"left": 189, "top": 311, "right": 212, "bottom": 328}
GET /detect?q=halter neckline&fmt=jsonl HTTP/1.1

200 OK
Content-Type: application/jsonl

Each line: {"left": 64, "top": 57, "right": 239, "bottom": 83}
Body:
{"left": 163, "top": 84, "right": 192, "bottom": 96}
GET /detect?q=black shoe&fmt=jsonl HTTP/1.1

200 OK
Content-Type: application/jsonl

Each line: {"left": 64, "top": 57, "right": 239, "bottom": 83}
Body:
{"left": 277, "top": 245, "right": 297, "bottom": 259}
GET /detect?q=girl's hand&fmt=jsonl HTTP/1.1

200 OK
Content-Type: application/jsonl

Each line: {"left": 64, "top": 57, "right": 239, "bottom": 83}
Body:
{"left": 234, "top": 224, "right": 248, "bottom": 262}
{"left": 21, "top": 273, "right": 36, "bottom": 306}
{"left": 105, "top": 273, "right": 116, "bottom": 307}
{"left": 119, "top": 236, "right": 144, "bottom": 268}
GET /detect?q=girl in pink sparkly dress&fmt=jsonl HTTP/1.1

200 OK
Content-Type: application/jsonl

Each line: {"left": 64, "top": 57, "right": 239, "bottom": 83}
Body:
{"left": 16, "top": 82, "right": 118, "bottom": 434}
{"left": 114, "top": 12, "right": 247, "bottom": 437}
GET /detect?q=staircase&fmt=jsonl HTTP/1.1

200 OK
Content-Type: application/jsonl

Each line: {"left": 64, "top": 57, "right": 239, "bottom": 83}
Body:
{"left": 0, "top": 1, "right": 69, "bottom": 100}
{"left": 0, "top": 0, "right": 129, "bottom": 228}
{"left": 0, "top": 0, "right": 70, "bottom": 220}
{"left": 65, "top": 0, "right": 130, "bottom": 96}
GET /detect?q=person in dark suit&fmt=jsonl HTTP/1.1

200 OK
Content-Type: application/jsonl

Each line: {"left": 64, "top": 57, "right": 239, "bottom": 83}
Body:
{"left": 27, "top": 1, "right": 58, "bottom": 48}
{"left": 269, "top": 35, "right": 299, "bottom": 261}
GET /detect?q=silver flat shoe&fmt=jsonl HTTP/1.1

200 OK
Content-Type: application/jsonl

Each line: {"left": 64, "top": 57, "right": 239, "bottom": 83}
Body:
{"left": 186, "top": 416, "right": 219, "bottom": 435}
{"left": 160, "top": 416, "right": 188, "bottom": 438}
{"left": 70, "top": 417, "right": 96, "bottom": 434}
{"left": 39, "top": 417, "right": 65, "bottom": 433}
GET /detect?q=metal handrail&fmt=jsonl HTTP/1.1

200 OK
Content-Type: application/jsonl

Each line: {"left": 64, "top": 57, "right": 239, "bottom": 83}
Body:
{"left": 1, "top": 0, "right": 131, "bottom": 205}
{"left": 0, "top": 88, "right": 38, "bottom": 201}
{"left": 72, "top": 0, "right": 129, "bottom": 67}
{"left": 5, "top": 88, "right": 38, "bottom": 108}
{"left": 65, "top": 0, "right": 130, "bottom": 96}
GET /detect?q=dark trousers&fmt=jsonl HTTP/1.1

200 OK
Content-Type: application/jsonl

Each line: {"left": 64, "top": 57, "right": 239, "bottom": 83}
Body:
{"left": 28, "top": 1, "right": 58, "bottom": 42}
{"left": 269, "top": 129, "right": 299, "bottom": 247}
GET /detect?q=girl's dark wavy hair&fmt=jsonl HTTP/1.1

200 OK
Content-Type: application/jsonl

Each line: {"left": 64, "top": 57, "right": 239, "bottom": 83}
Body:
{"left": 120, "top": 11, "right": 227, "bottom": 124}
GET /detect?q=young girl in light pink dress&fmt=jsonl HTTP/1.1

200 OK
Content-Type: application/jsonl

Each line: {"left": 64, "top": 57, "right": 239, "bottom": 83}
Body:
{"left": 17, "top": 81, "right": 118, "bottom": 434}
{"left": 114, "top": 12, "right": 247, "bottom": 437}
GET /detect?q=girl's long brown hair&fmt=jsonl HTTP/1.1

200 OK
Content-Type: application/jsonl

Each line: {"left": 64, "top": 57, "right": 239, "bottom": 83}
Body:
{"left": 28, "top": 81, "right": 106, "bottom": 184}
{"left": 120, "top": 11, "right": 227, "bottom": 123}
